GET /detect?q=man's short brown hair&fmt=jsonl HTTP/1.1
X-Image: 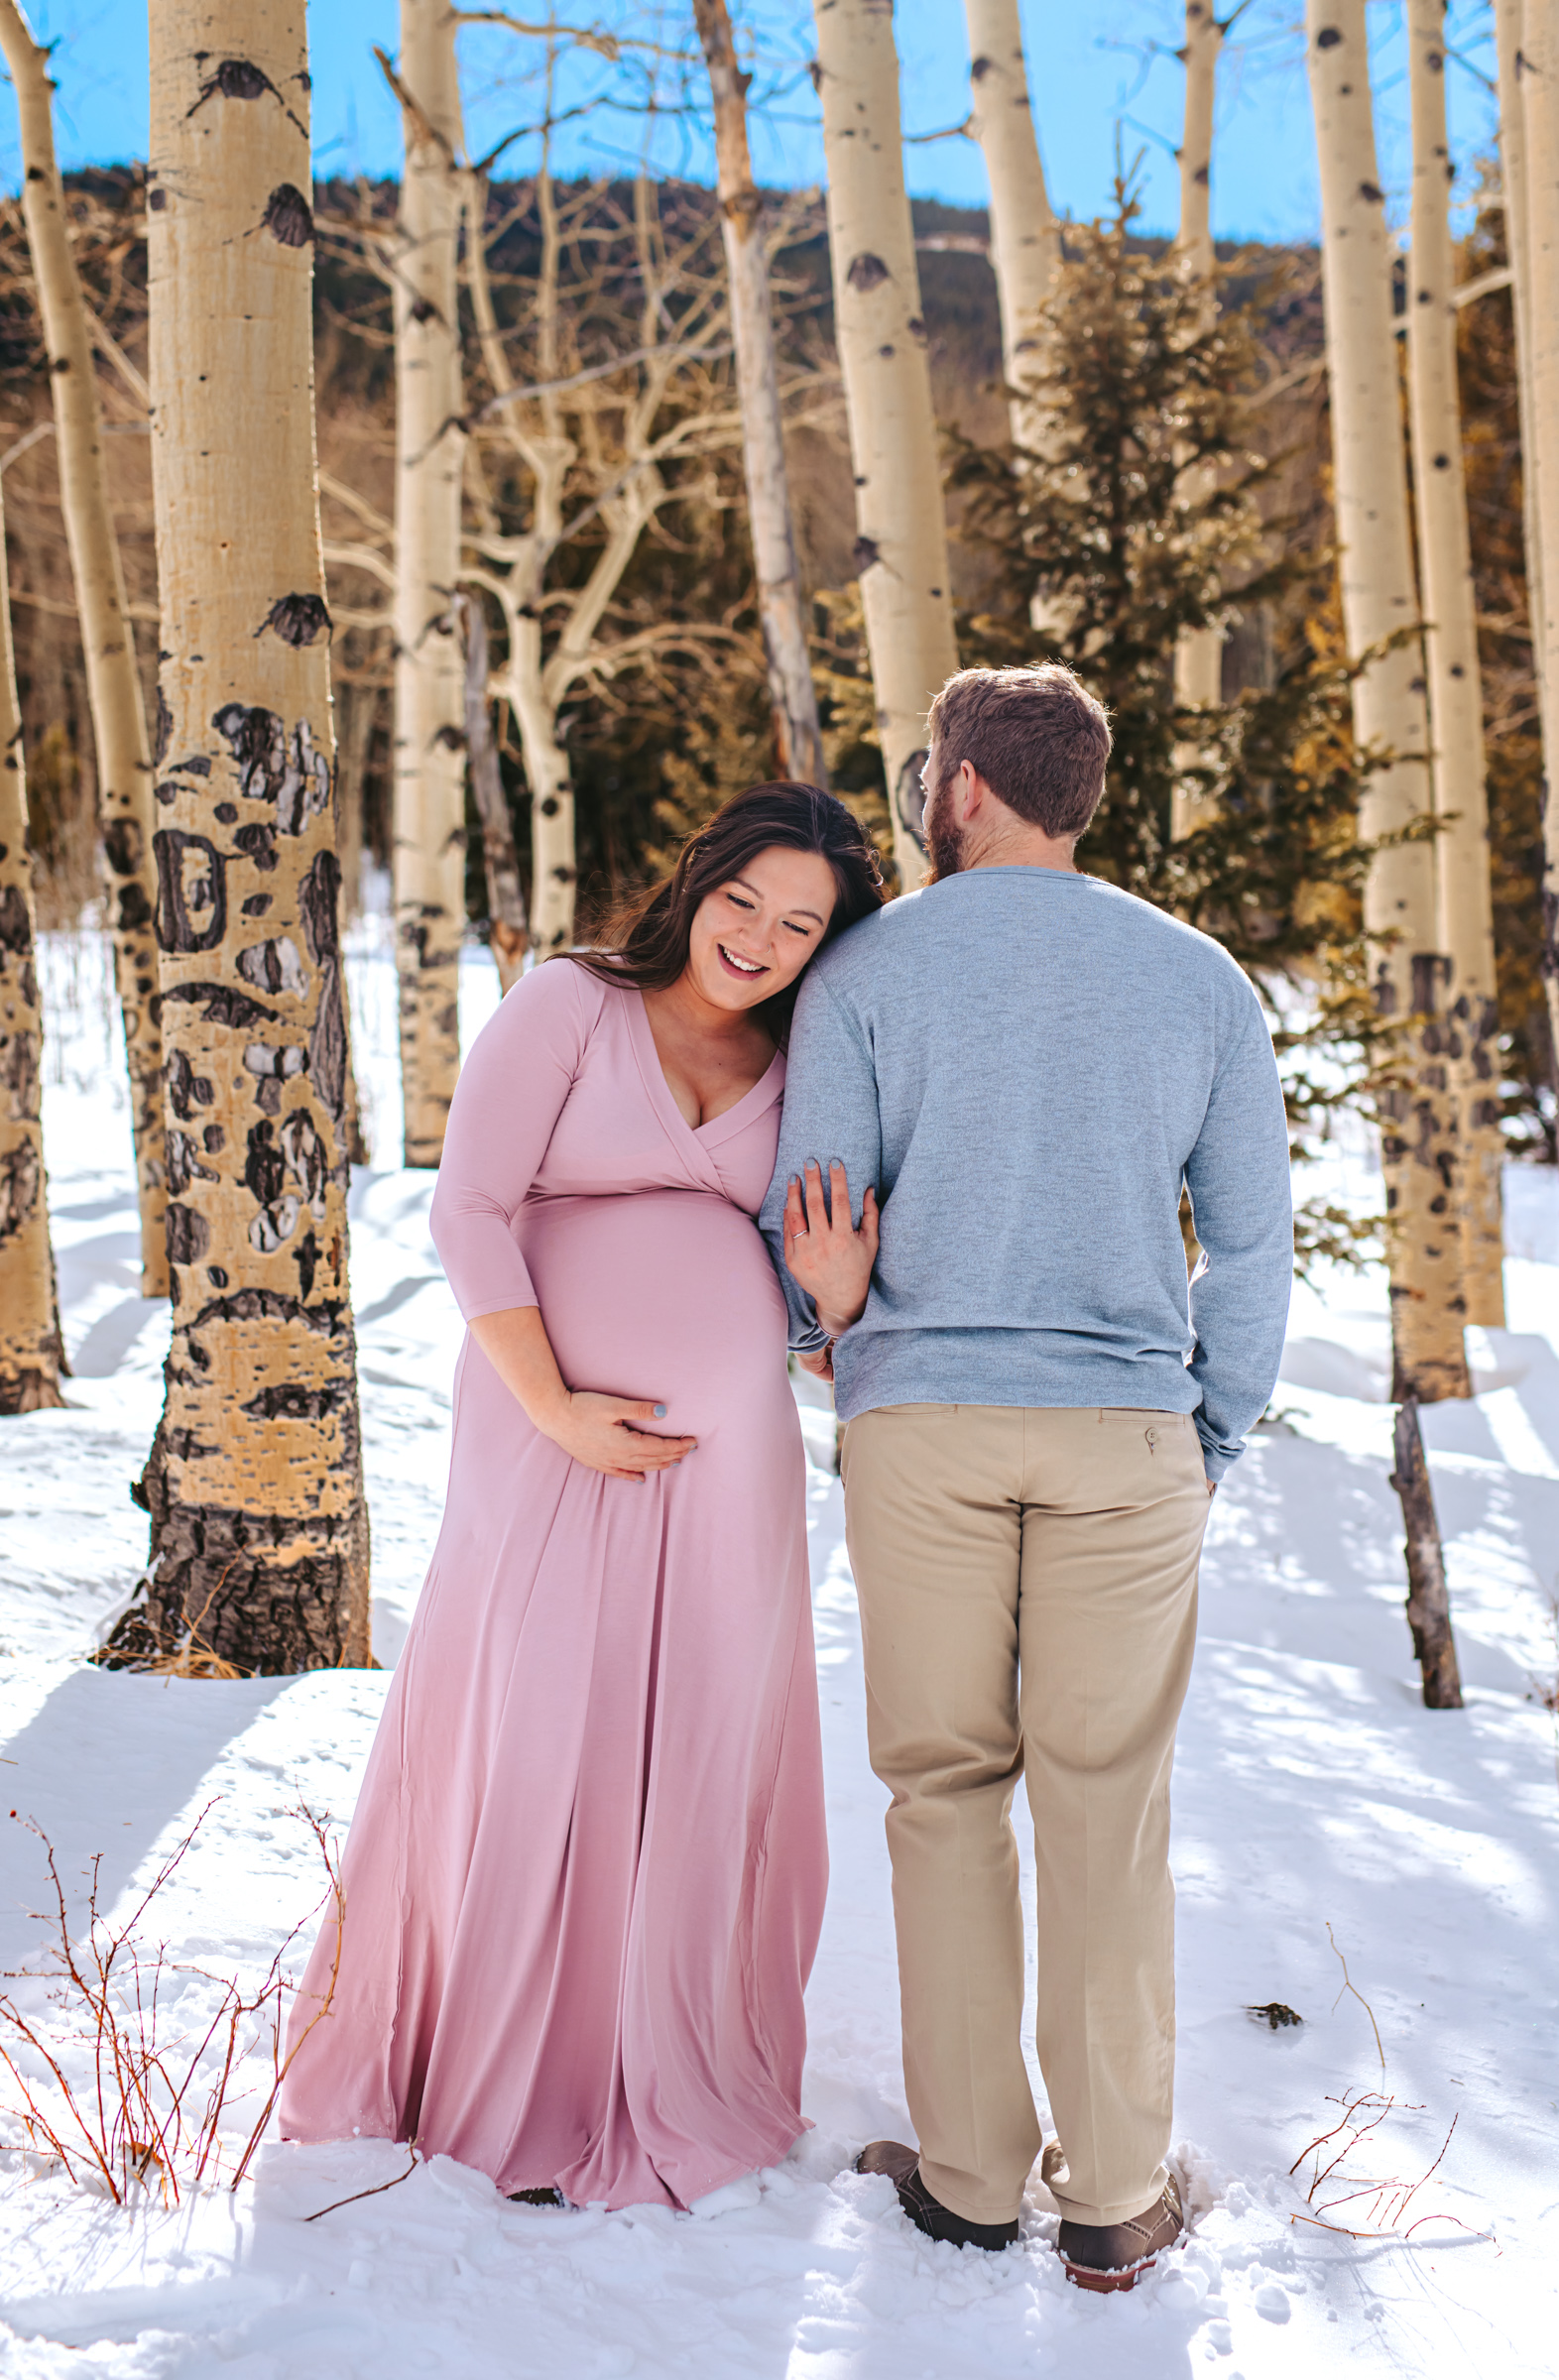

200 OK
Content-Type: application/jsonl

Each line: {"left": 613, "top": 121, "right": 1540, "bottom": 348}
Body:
{"left": 926, "top": 663, "right": 1112, "bottom": 841}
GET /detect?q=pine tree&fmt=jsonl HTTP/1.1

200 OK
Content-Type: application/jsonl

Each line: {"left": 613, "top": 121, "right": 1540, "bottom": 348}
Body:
{"left": 949, "top": 185, "right": 1389, "bottom": 1274}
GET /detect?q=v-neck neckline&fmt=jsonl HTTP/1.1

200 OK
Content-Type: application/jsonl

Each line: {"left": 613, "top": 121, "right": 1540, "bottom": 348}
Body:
{"left": 627, "top": 986, "right": 783, "bottom": 1147}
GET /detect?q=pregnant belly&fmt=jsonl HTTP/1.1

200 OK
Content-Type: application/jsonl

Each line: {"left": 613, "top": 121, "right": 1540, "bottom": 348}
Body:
{"left": 516, "top": 1189, "right": 792, "bottom": 1441}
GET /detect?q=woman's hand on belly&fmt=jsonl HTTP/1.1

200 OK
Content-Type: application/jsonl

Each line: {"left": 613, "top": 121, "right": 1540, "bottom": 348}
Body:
{"left": 468, "top": 1304, "right": 698, "bottom": 1482}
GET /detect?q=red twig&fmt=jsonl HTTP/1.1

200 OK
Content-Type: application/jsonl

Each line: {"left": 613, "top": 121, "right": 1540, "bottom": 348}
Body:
{"left": 304, "top": 2142, "right": 420, "bottom": 2222}
{"left": 0, "top": 1802, "right": 344, "bottom": 2204}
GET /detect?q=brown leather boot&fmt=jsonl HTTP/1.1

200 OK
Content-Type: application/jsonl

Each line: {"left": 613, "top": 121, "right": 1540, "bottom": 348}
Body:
{"left": 1057, "top": 2172, "right": 1183, "bottom": 2293}
{"left": 854, "top": 2141, "right": 1019, "bottom": 2252}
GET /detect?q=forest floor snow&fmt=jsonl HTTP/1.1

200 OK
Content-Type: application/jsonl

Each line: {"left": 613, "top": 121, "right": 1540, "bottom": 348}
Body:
{"left": 0, "top": 926, "right": 1556, "bottom": 2379}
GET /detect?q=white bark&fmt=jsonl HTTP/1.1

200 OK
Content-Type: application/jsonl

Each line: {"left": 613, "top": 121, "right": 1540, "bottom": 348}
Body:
{"left": 391, "top": 0, "right": 466, "bottom": 1166}
{"left": 963, "top": 0, "right": 1060, "bottom": 458}
{"left": 1407, "top": 0, "right": 1504, "bottom": 1328}
{"left": 0, "top": 0, "right": 167, "bottom": 1292}
{"left": 694, "top": 0, "right": 826, "bottom": 786}
{"left": 813, "top": 0, "right": 958, "bottom": 889}
{"left": 1307, "top": 0, "right": 1469, "bottom": 1402}
{"left": 135, "top": 0, "right": 370, "bottom": 1671}
{"left": 1170, "top": 0, "right": 1225, "bottom": 841}
{"left": 1516, "top": 0, "right": 1559, "bottom": 1065}
{"left": 0, "top": 474, "right": 64, "bottom": 1412}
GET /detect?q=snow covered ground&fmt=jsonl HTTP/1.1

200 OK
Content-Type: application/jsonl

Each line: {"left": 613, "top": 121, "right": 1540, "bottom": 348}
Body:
{"left": 1, "top": 924, "right": 1556, "bottom": 2379}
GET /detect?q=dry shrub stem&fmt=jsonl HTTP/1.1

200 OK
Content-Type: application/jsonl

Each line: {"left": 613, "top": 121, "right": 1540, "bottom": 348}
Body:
{"left": 0, "top": 1803, "right": 342, "bottom": 2202}
{"left": 1326, "top": 1918, "right": 1385, "bottom": 2074}
{"left": 304, "top": 2140, "right": 420, "bottom": 2223}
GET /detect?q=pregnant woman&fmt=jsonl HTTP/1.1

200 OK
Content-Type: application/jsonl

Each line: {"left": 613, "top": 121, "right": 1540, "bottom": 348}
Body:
{"left": 281, "top": 781, "right": 883, "bottom": 2210}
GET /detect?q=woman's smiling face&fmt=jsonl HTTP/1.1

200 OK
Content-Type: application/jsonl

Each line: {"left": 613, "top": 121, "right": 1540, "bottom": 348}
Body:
{"left": 684, "top": 844, "right": 840, "bottom": 1012}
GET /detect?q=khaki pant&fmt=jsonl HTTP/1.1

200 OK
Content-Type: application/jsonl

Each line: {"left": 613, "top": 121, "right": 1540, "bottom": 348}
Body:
{"left": 840, "top": 1403, "right": 1209, "bottom": 2229}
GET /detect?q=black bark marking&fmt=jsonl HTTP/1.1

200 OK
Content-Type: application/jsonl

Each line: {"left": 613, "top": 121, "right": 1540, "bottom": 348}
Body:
{"left": 213, "top": 703, "right": 285, "bottom": 798}
{"left": 212, "top": 705, "right": 331, "bottom": 836}
{"left": 261, "top": 182, "right": 314, "bottom": 247}
{"left": 215, "top": 803, "right": 238, "bottom": 824}
{"left": 257, "top": 592, "right": 331, "bottom": 647}
{"left": 185, "top": 1285, "right": 344, "bottom": 1335}
{"left": 155, "top": 687, "right": 173, "bottom": 766}
{"left": 852, "top": 535, "right": 882, "bottom": 574}
{"left": 102, "top": 816, "right": 144, "bottom": 878}
{"left": 162, "top": 980, "right": 278, "bottom": 1029}
{"left": 300, "top": 851, "right": 347, "bottom": 1123}
{"left": 165, "top": 1201, "right": 210, "bottom": 1265}
{"left": 239, "top": 1377, "right": 344, "bottom": 1422}
{"left": 235, "top": 823, "right": 278, "bottom": 873}
{"left": 179, "top": 756, "right": 213, "bottom": 777}
{"left": 1316, "top": 25, "right": 1342, "bottom": 47}
{"left": 149, "top": 187, "right": 167, "bottom": 211}
{"left": 0, "top": 1017, "right": 39, "bottom": 1114}
{"left": 242, "top": 893, "right": 273, "bottom": 917}
{"left": 166, "top": 1130, "right": 219, "bottom": 1195}
{"left": 281, "top": 1110, "right": 328, "bottom": 1214}
{"left": 432, "top": 723, "right": 466, "bottom": 751}
{"left": 0, "top": 1138, "right": 41, "bottom": 1242}
{"left": 410, "top": 295, "right": 438, "bottom": 325}
{"left": 166, "top": 1048, "right": 214, "bottom": 1120}
{"left": 117, "top": 883, "right": 154, "bottom": 933}
{"left": 847, "top": 252, "right": 891, "bottom": 293}
{"left": 236, "top": 936, "right": 306, "bottom": 996}
{"left": 245, "top": 1119, "right": 287, "bottom": 1208}
{"left": 970, "top": 54, "right": 993, "bottom": 78}
{"left": 154, "top": 829, "right": 228, "bottom": 955}
{"left": 0, "top": 884, "right": 29, "bottom": 954}
{"left": 294, "top": 1228, "right": 319, "bottom": 1300}
{"left": 185, "top": 58, "right": 308, "bottom": 141}
{"left": 298, "top": 851, "right": 341, "bottom": 967}
{"left": 1359, "top": 179, "right": 1384, "bottom": 204}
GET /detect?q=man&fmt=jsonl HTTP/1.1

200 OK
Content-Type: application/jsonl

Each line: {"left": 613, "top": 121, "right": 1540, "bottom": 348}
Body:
{"left": 762, "top": 663, "right": 1291, "bottom": 2293}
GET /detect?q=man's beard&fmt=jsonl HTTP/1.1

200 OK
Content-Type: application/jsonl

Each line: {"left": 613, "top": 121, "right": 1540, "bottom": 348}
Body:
{"left": 923, "top": 780, "right": 967, "bottom": 881}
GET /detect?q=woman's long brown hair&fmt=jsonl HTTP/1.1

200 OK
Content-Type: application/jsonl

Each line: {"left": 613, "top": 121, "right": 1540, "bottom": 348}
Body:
{"left": 566, "top": 780, "right": 885, "bottom": 1042}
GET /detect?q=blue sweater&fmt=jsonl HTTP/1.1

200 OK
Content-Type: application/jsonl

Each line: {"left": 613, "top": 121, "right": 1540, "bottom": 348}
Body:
{"left": 760, "top": 866, "right": 1293, "bottom": 1479}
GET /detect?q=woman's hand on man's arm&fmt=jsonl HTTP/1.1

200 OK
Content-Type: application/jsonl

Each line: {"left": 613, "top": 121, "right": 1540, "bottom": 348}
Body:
{"left": 783, "top": 1159, "right": 878, "bottom": 1341}
{"left": 468, "top": 1305, "right": 697, "bottom": 1482}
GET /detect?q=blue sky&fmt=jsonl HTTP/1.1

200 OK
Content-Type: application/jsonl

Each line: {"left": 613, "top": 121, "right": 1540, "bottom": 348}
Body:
{"left": 5, "top": 2, "right": 1499, "bottom": 244}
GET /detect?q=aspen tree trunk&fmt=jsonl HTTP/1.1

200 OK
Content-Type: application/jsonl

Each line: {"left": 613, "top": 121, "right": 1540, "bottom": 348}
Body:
{"left": 0, "top": 0, "right": 167, "bottom": 1293}
{"left": 0, "top": 480, "right": 65, "bottom": 1413}
{"left": 962, "top": 0, "right": 1060, "bottom": 459}
{"left": 114, "top": 0, "right": 371, "bottom": 1675}
{"left": 693, "top": 0, "right": 826, "bottom": 786}
{"left": 1516, "top": 0, "right": 1559, "bottom": 1062}
{"left": 456, "top": 592, "right": 527, "bottom": 992}
{"left": 1495, "top": 0, "right": 1544, "bottom": 749}
{"left": 461, "top": 143, "right": 578, "bottom": 957}
{"left": 1390, "top": 1398, "right": 1464, "bottom": 1708}
{"left": 1307, "top": 0, "right": 1469, "bottom": 1402}
{"left": 1408, "top": 1, "right": 1505, "bottom": 1328}
{"left": 813, "top": 0, "right": 958, "bottom": 889}
{"left": 1170, "top": 0, "right": 1225, "bottom": 842}
{"left": 391, "top": 0, "right": 467, "bottom": 1166}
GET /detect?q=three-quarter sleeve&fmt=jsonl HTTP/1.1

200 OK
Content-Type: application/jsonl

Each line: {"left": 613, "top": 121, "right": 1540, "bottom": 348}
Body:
{"left": 428, "top": 959, "right": 597, "bottom": 1322}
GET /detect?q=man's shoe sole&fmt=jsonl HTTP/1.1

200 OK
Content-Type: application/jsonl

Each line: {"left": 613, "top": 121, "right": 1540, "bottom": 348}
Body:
{"left": 1061, "top": 2248, "right": 1160, "bottom": 2295}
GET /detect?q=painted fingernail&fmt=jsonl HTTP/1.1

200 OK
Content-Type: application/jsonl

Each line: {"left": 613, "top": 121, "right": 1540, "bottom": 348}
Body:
{"left": 654, "top": 1404, "right": 667, "bottom": 1417}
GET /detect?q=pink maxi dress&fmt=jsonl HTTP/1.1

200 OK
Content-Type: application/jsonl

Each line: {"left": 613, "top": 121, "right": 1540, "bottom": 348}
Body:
{"left": 280, "top": 959, "right": 826, "bottom": 2208}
